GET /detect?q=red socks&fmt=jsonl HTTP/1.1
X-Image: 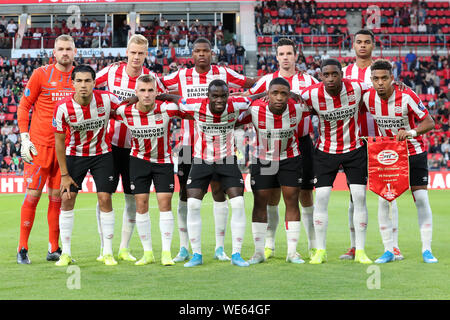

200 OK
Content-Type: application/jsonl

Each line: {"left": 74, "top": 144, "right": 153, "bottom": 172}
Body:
{"left": 18, "top": 194, "right": 40, "bottom": 251}
{"left": 47, "top": 196, "right": 62, "bottom": 253}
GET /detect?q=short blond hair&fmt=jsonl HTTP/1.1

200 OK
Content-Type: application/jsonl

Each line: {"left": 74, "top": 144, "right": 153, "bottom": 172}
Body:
{"left": 137, "top": 74, "right": 156, "bottom": 85}
{"left": 127, "top": 34, "right": 148, "bottom": 49}
{"left": 54, "top": 34, "right": 75, "bottom": 48}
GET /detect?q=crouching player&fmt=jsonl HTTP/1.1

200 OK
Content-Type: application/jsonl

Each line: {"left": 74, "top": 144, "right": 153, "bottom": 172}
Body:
{"left": 238, "top": 77, "right": 307, "bottom": 264}
{"left": 159, "top": 80, "right": 265, "bottom": 267}
{"left": 362, "top": 59, "right": 437, "bottom": 264}
{"left": 114, "top": 74, "right": 185, "bottom": 266}
{"left": 53, "top": 65, "right": 121, "bottom": 266}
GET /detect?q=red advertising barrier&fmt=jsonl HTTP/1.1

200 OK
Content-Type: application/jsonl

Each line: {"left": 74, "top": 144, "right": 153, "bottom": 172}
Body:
{"left": 2, "top": 0, "right": 252, "bottom": 4}
{"left": 1, "top": 171, "right": 449, "bottom": 194}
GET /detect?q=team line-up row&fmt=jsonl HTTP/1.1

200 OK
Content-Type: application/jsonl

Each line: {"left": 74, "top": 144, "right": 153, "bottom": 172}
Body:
{"left": 16, "top": 33, "right": 438, "bottom": 268}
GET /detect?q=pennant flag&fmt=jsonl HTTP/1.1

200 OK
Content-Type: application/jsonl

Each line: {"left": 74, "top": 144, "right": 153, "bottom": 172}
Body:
{"left": 367, "top": 137, "right": 410, "bottom": 202}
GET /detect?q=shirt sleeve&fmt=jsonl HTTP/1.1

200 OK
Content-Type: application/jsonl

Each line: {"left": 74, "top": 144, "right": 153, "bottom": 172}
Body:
{"left": 95, "top": 65, "right": 111, "bottom": 88}
{"left": 178, "top": 98, "right": 202, "bottom": 117}
{"left": 225, "top": 67, "right": 247, "bottom": 88}
{"left": 17, "top": 67, "right": 43, "bottom": 133}
{"left": 248, "top": 76, "right": 267, "bottom": 95}
{"left": 52, "top": 102, "right": 68, "bottom": 134}
{"left": 161, "top": 70, "right": 180, "bottom": 92}
{"left": 231, "top": 96, "right": 252, "bottom": 113}
{"left": 109, "top": 92, "right": 122, "bottom": 112}
{"left": 237, "top": 108, "right": 252, "bottom": 125}
{"left": 164, "top": 101, "right": 185, "bottom": 118}
{"left": 406, "top": 89, "right": 429, "bottom": 121}
{"left": 310, "top": 75, "right": 320, "bottom": 84}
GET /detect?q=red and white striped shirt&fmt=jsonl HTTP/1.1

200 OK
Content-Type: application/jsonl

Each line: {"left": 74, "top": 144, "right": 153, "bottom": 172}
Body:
{"left": 53, "top": 90, "right": 121, "bottom": 156}
{"left": 238, "top": 99, "right": 305, "bottom": 161}
{"left": 96, "top": 62, "right": 165, "bottom": 149}
{"left": 114, "top": 101, "right": 184, "bottom": 163}
{"left": 161, "top": 65, "right": 247, "bottom": 148}
{"left": 248, "top": 71, "right": 318, "bottom": 138}
{"left": 301, "top": 79, "right": 370, "bottom": 154}
{"left": 362, "top": 87, "right": 429, "bottom": 155}
{"left": 180, "top": 96, "right": 251, "bottom": 162}
{"left": 343, "top": 63, "right": 379, "bottom": 137}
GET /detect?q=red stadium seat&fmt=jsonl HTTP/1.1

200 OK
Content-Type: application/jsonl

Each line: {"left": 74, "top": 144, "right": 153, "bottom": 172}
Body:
{"left": 420, "top": 36, "right": 428, "bottom": 44}
{"left": 303, "top": 36, "right": 311, "bottom": 44}
{"left": 4, "top": 114, "right": 14, "bottom": 122}
{"left": 21, "top": 39, "right": 30, "bottom": 49}
{"left": 263, "top": 36, "right": 272, "bottom": 44}
{"left": 7, "top": 105, "right": 17, "bottom": 113}
{"left": 302, "top": 27, "right": 310, "bottom": 34}
{"left": 30, "top": 39, "right": 40, "bottom": 49}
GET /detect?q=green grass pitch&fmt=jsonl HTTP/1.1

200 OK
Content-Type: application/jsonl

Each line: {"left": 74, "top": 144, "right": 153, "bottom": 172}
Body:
{"left": 0, "top": 190, "right": 448, "bottom": 300}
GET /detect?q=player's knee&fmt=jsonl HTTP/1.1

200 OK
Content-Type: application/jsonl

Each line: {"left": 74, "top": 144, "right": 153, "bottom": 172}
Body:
{"left": 349, "top": 184, "right": 366, "bottom": 206}
{"left": 97, "top": 192, "right": 112, "bottom": 211}
{"left": 187, "top": 197, "right": 202, "bottom": 209}
{"left": 267, "top": 188, "right": 281, "bottom": 206}
{"left": 229, "top": 195, "right": 244, "bottom": 210}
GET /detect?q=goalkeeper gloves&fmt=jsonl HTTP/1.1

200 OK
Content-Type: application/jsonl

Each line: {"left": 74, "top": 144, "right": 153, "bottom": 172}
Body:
{"left": 20, "top": 132, "right": 38, "bottom": 163}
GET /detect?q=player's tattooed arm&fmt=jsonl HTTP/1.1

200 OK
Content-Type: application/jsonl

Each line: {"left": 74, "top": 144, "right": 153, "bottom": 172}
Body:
{"left": 396, "top": 114, "right": 435, "bottom": 141}
{"left": 290, "top": 91, "right": 304, "bottom": 103}
{"left": 54, "top": 132, "right": 78, "bottom": 199}
{"left": 247, "top": 91, "right": 268, "bottom": 102}
{"left": 156, "top": 93, "right": 183, "bottom": 103}
{"left": 123, "top": 95, "right": 138, "bottom": 106}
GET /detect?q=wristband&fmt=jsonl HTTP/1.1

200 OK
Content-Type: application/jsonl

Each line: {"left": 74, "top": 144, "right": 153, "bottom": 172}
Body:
{"left": 408, "top": 129, "right": 417, "bottom": 137}
{"left": 61, "top": 173, "right": 69, "bottom": 177}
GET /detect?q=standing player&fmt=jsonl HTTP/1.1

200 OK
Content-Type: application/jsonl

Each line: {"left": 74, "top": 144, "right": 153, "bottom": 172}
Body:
{"left": 239, "top": 77, "right": 308, "bottom": 264}
{"left": 16, "top": 35, "right": 76, "bottom": 264}
{"left": 362, "top": 59, "right": 437, "bottom": 263}
{"left": 94, "top": 34, "right": 165, "bottom": 262}
{"left": 114, "top": 75, "right": 185, "bottom": 266}
{"left": 340, "top": 29, "right": 402, "bottom": 261}
{"left": 53, "top": 65, "right": 121, "bottom": 266}
{"left": 244, "top": 38, "right": 319, "bottom": 259}
{"left": 301, "top": 59, "right": 372, "bottom": 264}
{"left": 161, "top": 38, "right": 257, "bottom": 262}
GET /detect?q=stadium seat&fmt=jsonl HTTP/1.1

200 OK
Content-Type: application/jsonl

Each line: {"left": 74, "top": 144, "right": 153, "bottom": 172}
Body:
{"left": 30, "top": 39, "right": 40, "bottom": 49}
{"left": 21, "top": 39, "right": 30, "bottom": 49}
{"left": 7, "top": 105, "right": 17, "bottom": 113}
{"left": 263, "top": 36, "right": 272, "bottom": 44}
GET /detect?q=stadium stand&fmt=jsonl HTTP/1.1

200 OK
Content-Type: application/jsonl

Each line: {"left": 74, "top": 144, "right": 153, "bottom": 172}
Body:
{"left": 255, "top": 0, "right": 450, "bottom": 50}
